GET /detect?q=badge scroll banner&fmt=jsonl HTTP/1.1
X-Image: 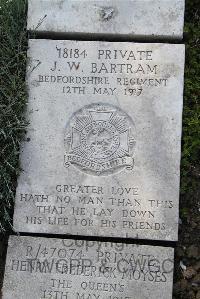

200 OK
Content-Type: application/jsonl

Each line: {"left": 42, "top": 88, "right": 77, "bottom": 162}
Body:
{"left": 64, "top": 154, "right": 134, "bottom": 174}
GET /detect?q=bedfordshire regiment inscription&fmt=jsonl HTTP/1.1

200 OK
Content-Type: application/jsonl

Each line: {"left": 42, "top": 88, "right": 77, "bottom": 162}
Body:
{"left": 13, "top": 40, "right": 185, "bottom": 241}
{"left": 2, "top": 236, "right": 174, "bottom": 299}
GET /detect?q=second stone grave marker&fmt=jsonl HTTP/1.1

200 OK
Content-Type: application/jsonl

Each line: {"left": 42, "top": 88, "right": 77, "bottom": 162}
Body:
{"left": 3, "top": 236, "right": 174, "bottom": 299}
{"left": 27, "top": 0, "right": 185, "bottom": 40}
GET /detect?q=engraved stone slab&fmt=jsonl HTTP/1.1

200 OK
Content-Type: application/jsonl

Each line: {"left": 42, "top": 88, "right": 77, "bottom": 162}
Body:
{"left": 13, "top": 40, "right": 185, "bottom": 241}
{"left": 3, "top": 236, "right": 174, "bottom": 299}
{"left": 27, "top": 0, "right": 185, "bottom": 40}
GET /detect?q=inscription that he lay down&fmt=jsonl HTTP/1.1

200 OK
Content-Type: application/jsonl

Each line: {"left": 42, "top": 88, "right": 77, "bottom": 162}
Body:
{"left": 13, "top": 40, "right": 185, "bottom": 241}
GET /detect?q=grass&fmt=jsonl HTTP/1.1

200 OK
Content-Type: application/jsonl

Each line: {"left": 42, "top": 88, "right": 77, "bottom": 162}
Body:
{"left": 181, "top": 0, "right": 200, "bottom": 190}
{"left": 0, "top": 0, "right": 28, "bottom": 232}
{"left": 0, "top": 0, "right": 199, "bottom": 233}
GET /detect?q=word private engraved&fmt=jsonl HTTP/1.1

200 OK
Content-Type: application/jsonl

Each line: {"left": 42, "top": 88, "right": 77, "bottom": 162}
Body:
{"left": 64, "top": 103, "right": 135, "bottom": 176}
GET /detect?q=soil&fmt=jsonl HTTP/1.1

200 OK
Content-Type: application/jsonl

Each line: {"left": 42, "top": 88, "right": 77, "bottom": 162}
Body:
{"left": 173, "top": 189, "right": 200, "bottom": 299}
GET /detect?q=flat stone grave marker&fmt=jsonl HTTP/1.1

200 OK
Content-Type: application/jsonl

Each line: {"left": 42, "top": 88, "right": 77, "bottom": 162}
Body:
{"left": 13, "top": 40, "right": 185, "bottom": 241}
{"left": 27, "top": 0, "right": 185, "bottom": 40}
{"left": 2, "top": 236, "right": 174, "bottom": 299}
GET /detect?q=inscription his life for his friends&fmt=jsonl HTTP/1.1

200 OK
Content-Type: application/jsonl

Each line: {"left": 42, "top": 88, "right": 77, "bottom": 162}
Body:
{"left": 13, "top": 40, "right": 185, "bottom": 241}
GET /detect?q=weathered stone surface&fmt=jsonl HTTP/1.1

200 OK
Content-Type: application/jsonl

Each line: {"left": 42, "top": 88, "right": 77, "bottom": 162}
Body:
{"left": 3, "top": 236, "right": 174, "bottom": 299}
{"left": 27, "top": 0, "right": 185, "bottom": 40}
{"left": 13, "top": 39, "right": 185, "bottom": 241}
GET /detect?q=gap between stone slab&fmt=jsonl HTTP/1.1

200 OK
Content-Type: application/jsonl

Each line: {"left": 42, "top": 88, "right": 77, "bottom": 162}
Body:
{"left": 28, "top": 31, "right": 186, "bottom": 44}
{"left": 0, "top": 235, "right": 9, "bottom": 296}
{"left": 10, "top": 232, "right": 177, "bottom": 248}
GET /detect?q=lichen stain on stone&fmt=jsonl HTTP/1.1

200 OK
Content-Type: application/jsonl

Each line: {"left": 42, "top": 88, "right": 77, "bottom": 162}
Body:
{"left": 99, "top": 6, "right": 117, "bottom": 22}
{"left": 58, "top": 0, "right": 65, "bottom": 9}
{"left": 31, "top": 80, "right": 40, "bottom": 87}
{"left": 168, "top": 11, "right": 179, "bottom": 22}
{"left": 163, "top": 63, "right": 180, "bottom": 79}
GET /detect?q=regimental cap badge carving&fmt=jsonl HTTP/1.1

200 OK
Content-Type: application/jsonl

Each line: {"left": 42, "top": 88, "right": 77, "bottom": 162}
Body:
{"left": 64, "top": 103, "right": 136, "bottom": 176}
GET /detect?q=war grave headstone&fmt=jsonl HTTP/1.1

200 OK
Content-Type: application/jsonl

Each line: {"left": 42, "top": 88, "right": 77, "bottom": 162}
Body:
{"left": 27, "top": 0, "right": 185, "bottom": 40}
{"left": 2, "top": 235, "right": 174, "bottom": 299}
{"left": 12, "top": 40, "right": 185, "bottom": 241}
